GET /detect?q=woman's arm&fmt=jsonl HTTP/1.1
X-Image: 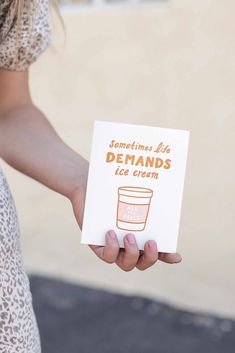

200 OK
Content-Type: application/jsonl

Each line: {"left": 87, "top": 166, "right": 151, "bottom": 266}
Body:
{"left": 0, "top": 69, "right": 181, "bottom": 270}
{"left": 0, "top": 69, "right": 88, "bottom": 201}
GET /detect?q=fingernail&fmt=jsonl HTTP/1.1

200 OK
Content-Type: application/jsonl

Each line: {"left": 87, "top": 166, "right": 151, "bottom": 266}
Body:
{"left": 148, "top": 240, "right": 157, "bottom": 251}
{"left": 174, "top": 253, "right": 182, "bottom": 263}
{"left": 108, "top": 230, "right": 116, "bottom": 239}
{"left": 127, "top": 233, "right": 135, "bottom": 244}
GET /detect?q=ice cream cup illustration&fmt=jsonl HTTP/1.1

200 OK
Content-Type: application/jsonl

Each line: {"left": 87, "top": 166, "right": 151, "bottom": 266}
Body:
{"left": 116, "top": 186, "right": 153, "bottom": 232}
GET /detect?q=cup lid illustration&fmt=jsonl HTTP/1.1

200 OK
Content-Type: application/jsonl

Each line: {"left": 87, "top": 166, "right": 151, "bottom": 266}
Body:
{"left": 118, "top": 186, "right": 153, "bottom": 198}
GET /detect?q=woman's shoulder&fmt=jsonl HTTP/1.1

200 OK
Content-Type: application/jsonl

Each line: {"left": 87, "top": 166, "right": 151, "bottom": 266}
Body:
{"left": 0, "top": 0, "right": 51, "bottom": 71}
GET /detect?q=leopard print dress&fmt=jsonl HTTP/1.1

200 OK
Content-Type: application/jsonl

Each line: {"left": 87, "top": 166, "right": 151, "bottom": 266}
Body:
{"left": 0, "top": 166, "right": 41, "bottom": 352}
{"left": 0, "top": 0, "right": 51, "bottom": 71}
{"left": 0, "top": 1, "right": 51, "bottom": 352}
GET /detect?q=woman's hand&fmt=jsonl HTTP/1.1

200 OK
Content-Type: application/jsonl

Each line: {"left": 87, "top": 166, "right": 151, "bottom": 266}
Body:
{"left": 71, "top": 182, "right": 182, "bottom": 272}
{"left": 0, "top": 69, "right": 182, "bottom": 271}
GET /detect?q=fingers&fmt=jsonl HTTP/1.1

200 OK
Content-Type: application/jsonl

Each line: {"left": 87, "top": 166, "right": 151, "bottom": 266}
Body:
{"left": 102, "top": 230, "right": 120, "bottom": 263}
{"left": 115, "top": 233, "right": 140, "bottom": 272}
{"left": 89, "top": 231, "right": 182, "bottom": 271}
{"left": 136, "top": 240, "right": 158, "bottom": 271}
{"left": 90, "top": 230, "right": 119, "bottom": 264}
{"left": 158, "top": 252, "right": 182, "bottom": 264}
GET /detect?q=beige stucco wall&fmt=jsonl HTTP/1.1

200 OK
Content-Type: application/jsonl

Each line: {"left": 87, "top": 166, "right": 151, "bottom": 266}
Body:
{"left": 2, "top": 0, "right": 235, "bottom": 318}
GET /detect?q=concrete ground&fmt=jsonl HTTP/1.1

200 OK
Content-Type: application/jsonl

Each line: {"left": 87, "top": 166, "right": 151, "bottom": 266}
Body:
{"left": 31, "top": 275, "right": 235, "bottom": 353}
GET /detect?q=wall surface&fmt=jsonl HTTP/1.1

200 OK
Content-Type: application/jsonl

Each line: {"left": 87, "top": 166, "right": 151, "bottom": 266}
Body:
{"left": 2, "top": 0, "right": 235, "bottom": 318}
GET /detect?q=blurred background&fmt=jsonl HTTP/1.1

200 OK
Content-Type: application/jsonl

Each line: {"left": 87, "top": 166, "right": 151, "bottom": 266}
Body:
{"left": 2, "top": 0, "right": 235, "bottom": 352}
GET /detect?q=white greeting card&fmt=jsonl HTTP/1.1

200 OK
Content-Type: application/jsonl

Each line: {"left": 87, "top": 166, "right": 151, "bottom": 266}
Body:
{"left": 81, "top": 121, "right": 190, "bottom": 253}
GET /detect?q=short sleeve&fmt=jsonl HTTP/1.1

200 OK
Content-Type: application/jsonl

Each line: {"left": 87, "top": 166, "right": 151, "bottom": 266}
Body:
{"left": 0, "top": 0, "right": 51, "bottom": 71}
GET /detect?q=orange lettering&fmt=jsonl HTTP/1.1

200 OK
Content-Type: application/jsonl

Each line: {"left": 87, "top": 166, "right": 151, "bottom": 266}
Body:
{"left": 164, "top": 159, "right": 171, "bottom": 169}
{"left": 106, "top": 152, "right": 115, "bottom": 163}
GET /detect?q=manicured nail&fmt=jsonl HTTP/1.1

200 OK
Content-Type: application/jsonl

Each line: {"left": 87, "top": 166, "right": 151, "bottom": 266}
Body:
{"left": 108, "top": 230, "right": 116, "bottom": 239}
{"left": 127, "top": 233, "right": 135, "bottom": 244}
{"left": 148, "top": 240, "right": 157, "bottom": 251}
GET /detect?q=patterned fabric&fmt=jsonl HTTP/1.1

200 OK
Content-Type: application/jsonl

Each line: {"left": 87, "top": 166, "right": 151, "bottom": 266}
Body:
{"left": 0, "top": 2, "right": 50, "bottom": 350}
{"left": 0, "top": 0, "right": 51, "bottom": 71}
{"left": 0, "top": 167, "right": 41, "bottom": 353}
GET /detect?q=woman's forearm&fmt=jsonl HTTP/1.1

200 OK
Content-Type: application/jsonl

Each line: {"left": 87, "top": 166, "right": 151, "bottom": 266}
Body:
{"left": 0, "top": 103, "right": 89, "bottom": 199}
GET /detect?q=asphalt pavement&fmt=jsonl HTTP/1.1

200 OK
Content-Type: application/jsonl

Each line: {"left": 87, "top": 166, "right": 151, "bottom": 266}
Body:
{"left": 30, "top": 275, "right": 235, "bottom": 353}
